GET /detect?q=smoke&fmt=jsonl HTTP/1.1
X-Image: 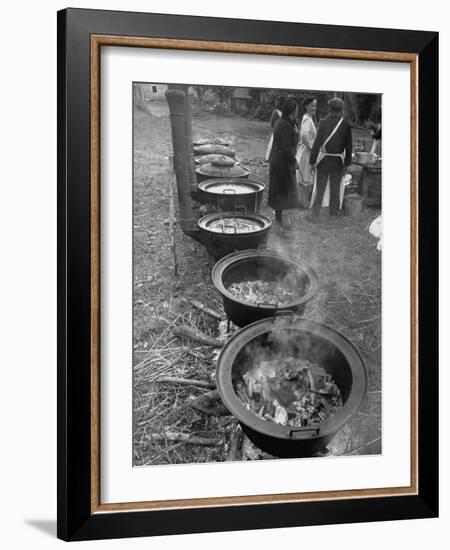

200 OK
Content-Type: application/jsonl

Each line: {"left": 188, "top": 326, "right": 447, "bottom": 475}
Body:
{"left": 232, "top": 322, "right": 344, "bottom": 426}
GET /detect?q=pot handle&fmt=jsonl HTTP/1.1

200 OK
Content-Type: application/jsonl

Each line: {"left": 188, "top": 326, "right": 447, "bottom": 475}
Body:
{"left": 221, "top": 224, "right": 237, "bottom": 234}
{"left": 289, "top": 427, "right": 320, "bottom": 438}
{"left": 257, "top": 301, "right": 277, "bottom": 308}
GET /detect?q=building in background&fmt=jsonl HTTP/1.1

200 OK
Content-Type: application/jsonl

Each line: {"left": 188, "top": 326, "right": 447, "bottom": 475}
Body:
{"left": 137, "top": 83, "right": 168, "bottom": 102}
{"left": 230, "top": 87, "right": 253, "bottom": 113}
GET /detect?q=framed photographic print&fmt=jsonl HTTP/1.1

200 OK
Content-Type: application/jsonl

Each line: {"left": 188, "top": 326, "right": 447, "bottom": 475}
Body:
{"left": 57, "top": 8, "right": 438, "bottom": 541}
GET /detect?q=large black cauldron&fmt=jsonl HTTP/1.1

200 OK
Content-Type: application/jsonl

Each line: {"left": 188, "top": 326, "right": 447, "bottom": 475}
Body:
{"left": 212, "top": 250, "right": 318, "bottom": 327}
{"left": 198, "top": 213, "right": 271, "bottom": 259}
{"left": 216, "top": 317, "right": 368, "bottom": 457}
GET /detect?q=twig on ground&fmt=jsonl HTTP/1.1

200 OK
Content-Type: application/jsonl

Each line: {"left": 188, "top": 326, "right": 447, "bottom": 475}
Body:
{"left": 156, "top": 376, "right": 215, "bottom": 389}
{"left": 344, "top": 436, "right": 382, "bottom": 456}
{"left": 136, "top": 397, "right": 171, "bottom": 426}
{"left": 351, "top": 315, "right": 381, "bottom": 326}
{"left": 358, "top": 411, "right": 382, "bottom": 419}
{"left": 227, "top": 426, "right": 244, "bottom": 461}
{"left": 341, "top": 285, "right": 353, "bottom": 304}
{"left": 189, "top": 299, "right": 224, "bottom": 320}
{"left": 135, "top": 356, "right": 186, "bottom": 383}
{"left": 148, "top": 431, "right": 220, "bottom": 446}
{"left": 188, "top": 390, "right": 230, "bottom": 417}
{"left": 167, "top": 155, "right": 178, "bottom": 276}
{"left": 173, "top": 325, "right": 223, "bottom": 347}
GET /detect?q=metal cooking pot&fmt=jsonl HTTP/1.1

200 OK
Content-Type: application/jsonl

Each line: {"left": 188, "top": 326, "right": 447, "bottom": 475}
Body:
{"left": 197, "top": 178, "right": 265, "bottom": 212}
{"left": 198, "top": 213, "right": 271, "bottom": 259}
{"left": 195, "top": 154, "right": 238, "bottom": 165}
{"left": 196, "top": 157, "right": 250, "bottom": 183}
{"left": 211, "top": 250, "right": 318, "bottom": 327}
{"left": 193, "top": 144, "right": 236, "bottom": 158}
{"left": 193, "top": 137, "right": 230, "bottom": 146}
{"left": 216, "top": 316, "right": 368, "bottom": 457}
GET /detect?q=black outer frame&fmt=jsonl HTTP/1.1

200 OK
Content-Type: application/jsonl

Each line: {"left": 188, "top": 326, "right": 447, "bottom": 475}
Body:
{"left": 57, "top": 7, "right": 438, "bottom": 542}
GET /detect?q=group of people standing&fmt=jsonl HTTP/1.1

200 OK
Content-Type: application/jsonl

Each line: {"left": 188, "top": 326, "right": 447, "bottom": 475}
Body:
{"left": 266, "top": 94, "right": 353, "bottom": 229}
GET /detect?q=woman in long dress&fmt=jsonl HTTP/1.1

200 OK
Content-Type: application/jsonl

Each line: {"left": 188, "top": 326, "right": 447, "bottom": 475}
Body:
{"left": 265, "top": 96, "right": 286, "bottom": 162}
{"left": 268, "top": 98, "right": 299, "bottom": 228}
{"left": 296, "top": 96, "right": 317, "bottom": 207}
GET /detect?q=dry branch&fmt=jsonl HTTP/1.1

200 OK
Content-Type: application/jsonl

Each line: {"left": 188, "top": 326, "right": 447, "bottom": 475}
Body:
{"left": 167, "top": 155, "right": 178, "bottom": 276}
{"left": 227, "top": 426, "right": 244, "bottom": 461}
{"left": 173, "top": 325, "right": 223, "bottom": 347}
{"left": 344, "top": 436, "right": 382, "bottom": 456}
{"left": 188, "top": 390, "right": 230, "bottom": 417}
{"left": 190, "top": 299, "right": 224, "bottom": 321}
{"left": 156, "top": 376, "right": 215, "bottom": 389}
{"left": 148, "top": 431, "right": 219, "bottom": 446}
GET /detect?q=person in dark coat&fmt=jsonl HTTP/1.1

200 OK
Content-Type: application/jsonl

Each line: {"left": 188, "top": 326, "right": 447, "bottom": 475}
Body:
{"left": 268, "top": 97, "right": 299, "bottom": 227}
{"left": 370, "top": 110, "right": 382, "bottom": 156}
{"left": 265, "top": 95, "right": 286, "bottom": 161}
{"left": 309, "top": 97, "right": 353, "bottom": 219}
{"left": 270, "top": 95, "right": 286, "bottom": 129}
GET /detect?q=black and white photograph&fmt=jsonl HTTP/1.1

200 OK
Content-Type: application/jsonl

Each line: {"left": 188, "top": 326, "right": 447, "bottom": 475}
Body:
{"left": 132, "top": 82, "right": 383, "bottom": 466}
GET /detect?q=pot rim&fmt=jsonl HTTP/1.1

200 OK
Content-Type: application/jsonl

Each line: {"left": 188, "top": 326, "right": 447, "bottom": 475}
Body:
{"left": 197, "top": 212, "right": 271, "bottom": 235}
{"left": 193, "top": 145, "right": 235, "bottom": 156}
{"left": 195, "top": 155, "right": 239, "bottom": 165}
{"left": 216, "top": 317, "right": 368, "bottom": 442}
{"left": 211, "top": 249, "right": 319, "bottom": 310}
{"left": 193, "top": 138, "right": 231, "bottom": 146}
{"left": 198, "top": 178, "right": 265, "bottom": 195}
{"left": 196, "top": 164, "right": 251, "bottom": 178}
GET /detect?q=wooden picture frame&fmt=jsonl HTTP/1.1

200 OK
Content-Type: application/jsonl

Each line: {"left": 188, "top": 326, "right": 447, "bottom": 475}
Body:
{"left": 57, "top": 7, "right": 438, "bottom": 541}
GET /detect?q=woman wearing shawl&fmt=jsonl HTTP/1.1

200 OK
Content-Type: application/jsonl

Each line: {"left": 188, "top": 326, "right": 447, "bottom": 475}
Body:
{"left": 268, "top": 98, "right": 299, "bottom": 228}
{"left": 265, "top": 96, "right": 286, "bottom": 162}
{"left": 296, "top": 96, "right": 318, "bottom": 207}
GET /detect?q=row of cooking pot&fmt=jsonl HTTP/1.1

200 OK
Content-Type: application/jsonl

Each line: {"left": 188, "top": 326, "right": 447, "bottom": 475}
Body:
{"left": 195, "top": 177, "right": 271, "bottom": 259}
{"left": 193, "top": 136, "right": 269, "bottom": 263}
{"left": 211, "top": 249, "right": 368, "bottom": 458}
{"left": 193, "top": 139, "right": 252, "bottom": 182}
{"left": 194, "top": 141, "right": 368, "bottom": 458}
{"left": 194, "top": 142, "right": 311, "bottom": 327}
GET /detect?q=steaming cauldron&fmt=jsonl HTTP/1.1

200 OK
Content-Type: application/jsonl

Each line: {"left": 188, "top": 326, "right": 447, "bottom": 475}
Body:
{"left": 212, "top": 250, "right": 318, "bottom": 327}
{"left": 216, "top": 316, "right": 368, "bottom": 457}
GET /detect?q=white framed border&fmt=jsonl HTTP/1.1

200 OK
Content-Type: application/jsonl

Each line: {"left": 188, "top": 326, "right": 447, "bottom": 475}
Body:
{"left": 100, "top": 45, "right": 411, "bottom": 505}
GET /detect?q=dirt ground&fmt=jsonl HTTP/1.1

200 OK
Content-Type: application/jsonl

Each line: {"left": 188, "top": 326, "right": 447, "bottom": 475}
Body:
{"left": 133, "top": 100, "right": 382, "bottom": 466}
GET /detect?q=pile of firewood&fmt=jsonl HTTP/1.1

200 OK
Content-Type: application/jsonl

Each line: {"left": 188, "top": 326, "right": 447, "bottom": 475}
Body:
{"left": 235, "top": 357, "right": 343, "bottom": 428}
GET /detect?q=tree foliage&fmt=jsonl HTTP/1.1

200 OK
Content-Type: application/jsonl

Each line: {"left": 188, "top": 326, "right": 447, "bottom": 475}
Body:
{"left": 190, "top": 85, "right": 381, "bottom": 126}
